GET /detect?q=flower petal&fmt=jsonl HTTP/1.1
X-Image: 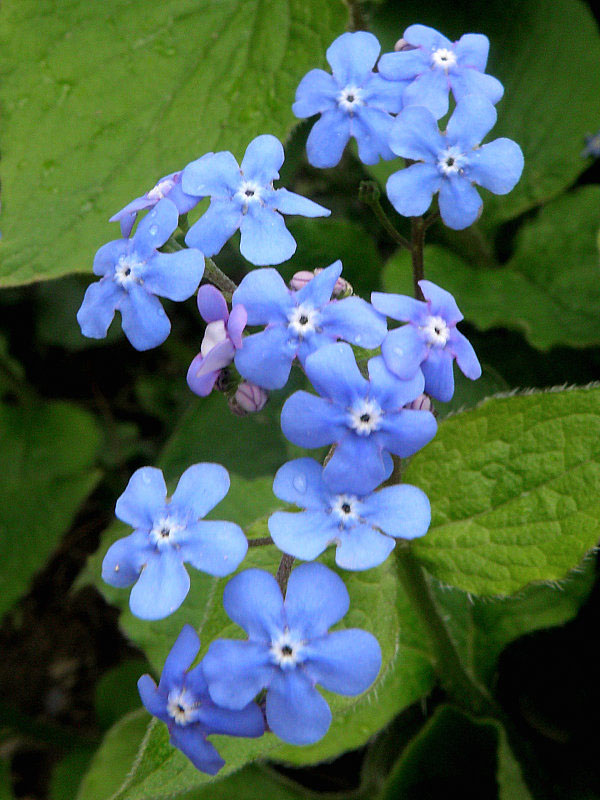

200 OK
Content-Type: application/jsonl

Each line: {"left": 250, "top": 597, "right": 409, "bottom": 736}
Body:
{"left": 284, "top": 562, "right": 349, "bottom": 637}
{"left": 389, "top": 105, "right": 443, "bottom": 161}
{"left": 133, "top": 198, "right": 179, "bottom": 258}
{"left": 421, "top": 347, "right": 455, "bottom": 401}
{"left": 227, "top": 304, "right": 247, "bottom": 347}
{"left": 159, "top": 624, "right": 201, "bottom": 692}
{"left": 77, "top": 278, "right": 122, "bottom": 340}
{"left": 170, "top": 463, "right": 230, "bottom": 520}
{"left": 323, "top": 433, "right": 388, "bottom": 495}
{"left": 119, "top": 284, "right": 171, "bottom": 350}
{"left": 272, "top": 458, "right": 331, "bottom": 509}
{"left": 448, "top": 329, "right": 482, "bottom": 379}
{"left": 203, "top": 639, "right": 274, "bottom": 709}
{"left": 450, "top": 68, "right": 504, "bottom": 108}
{"left": 142, "top": 249, "right": 204, "bottom": 302}
{"left": 454, "top": 33, "right": 490, "bottom": 71}
{"left": 402, "top": 68, "right": 450, "bottom": 119}
{"left": 178, "top": 520, "right": 247, "bottom": 577}
{"left": 335, "top": 524, "right": 396, "bottom": 570}
{"left": 446, "top": 94, "right": 497, "bottom": 150}
{"left": 380, "top": 325, "right": 427, "bottom": 380}
{"left": 102, "top": 531, "right": 153, "bottom": 587}
{"left": 361, "top": 72, "right": 406, "bottom": 113}
{"left": 197, "top": 284, "right": 228, "bottom": 323}
{"left": 361, "top": 484, "right": 431, "bottom": 539}
{"left": 296, "top": 260, "right": 342, "bottom": 307}
{"left": 371, "top": 291, "right": 426, "bottom": 323}
{"left": 304, "top": 629, "right": 381, "bottom": 693}
{"left": 186, "top": 355, "right": 220, "bottom": 397}
{"left": 378, "top": 49, "right": 429, "bottom": 81}
{"left": 404, "top": 24, "right": 453, "bottom": 50}
{"left": 223, "top": 569, "right": 285, "bottom": 640}
{"left": 182, "top": 151, "right": 241, "bottom": 197}
{"left": 306, "top": 109, "right": 351, "bottom": 168}
{"left": 470, "top": 138, "right": 524, "bottom": 195}
{"left": 234, "top": 326, "right": 295, "bottom": 390}
{"left": 368, "top": 355, "right": 425, "bottom": 408}
{"left": 195, "top": 695, "right": 265, "bottom": 738}
{"left": 303, "top": 342, "right": 369, "bottom": 404}
{"left": 438, "top": 176, "right": 482, "bottom": 230}
{"left": 352, "top": 106, "right": 396, "bottom": 164}
{"left": 326, "top": 31, "right": 380, "bottom": 85}
{"left": 419, "top": 280, "right": 463, "bottom": 323}
{"left": 233, "top": 267, "right": 292, "bottom": 325}
{"left": 293, "top": 68, "right": 339, "bottom": 117}
{"left": 281, "top": 391, "right": 347, "bottom": 448}
{"left": 115, "top": 466, "right": 167, "bottom": 528}
{"left": 93, "top": 239, "right": 130, "bottom": 276}
{"left": 239, "top": 205, "right": 297, "bottom": 266}
{"left": 184, "top": 199, "right": 242, "bottom": 256}
{"left": 376, "top": 408, "right": 438, "bottom": 457}
{"left": 269, "top": 510, "right": 336, "bottom": 561}
{"left": 266, "top": 670, "right": 332, "bottom": 745}
{"left": 129, "top": 549, "right": 190, "bottom": 620}
{"left": 241, "top": 134, "right": 285, "bottom": 184}
{"left": 137, "top": 675, "right": 170, "bottom": 724}
{"left": 270, "top": 187, "right": 330, "bottom": 218}
{"left": 320, "top": 296, "right": 388, "bottom": 349}
{"left": 169, "top": 726, "right": 224, "bottom": 775}
{"left": 386, "top": 163, "right": 442, "bottom": 218}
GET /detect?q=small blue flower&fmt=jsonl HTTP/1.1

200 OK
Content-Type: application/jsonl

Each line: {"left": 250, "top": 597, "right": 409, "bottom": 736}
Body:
{"left": 138, "top": 625, "right": 264, "bottom": 774}
{"left": 582, "top": 131, "right": 600, "bottom": 159}
{"left": 386, "top": 95, "right": 524, "bottom": 230}
{"left": 202, "top": 563, "right": 381, "bottom": 745}
{"left": 379, "top": 24, "right": 504, "bottom": 119}
{"left": 182, "top": 135, "right": 330, "bottom": 266}
{"left": 102, "top": 464, "right": 248, "bottom": 620}
{"left": 281, "top": 342, "right": 437, "bottom": 495}
{"left": 232, "top": 261, "right": 387, "bottom": 390}
{"left": 293, "top": 31, "right": 404, "bottom": 168}
{"left": 77, "top": 199, "right": 204, "bottom": 350}
{"left": 268, "top": 458, "right": 430, "bottom": 570}
{"left": 372, "top": 280, "right": 481, "bottom": 402}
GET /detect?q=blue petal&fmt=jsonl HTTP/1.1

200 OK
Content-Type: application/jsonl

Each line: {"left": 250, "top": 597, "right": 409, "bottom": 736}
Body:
{"left": 446, "top": 95, "right": 497, "bottom": 150}
{"left": 222, "top": 569, "right": 285, "bottom": 640}
{"left": 234, "top": 326, "right": 294, "bottom": 390}
{"left": 170, "top": 463, "right": 230, "bottom": 520}
{"left": 284, "top": 562, "right": 349, "bottom": 637}
{"left": 448, "top": 329, "right": 482, "bottom": 379}
{"left": 129, "top": 550, "right": 190, "bottom": 620}
{"left": 326, "top": 31, "right": 380, "bottom": 85}
{"left": 270, "top": 187, "right": 330, "bottom": 218}
{"left": 362, "top": 72, "right": 406, "bottom": 114}
{"left": 184, "top": 199, "right": 242, "bottom": 256}
{"left": 178, "top": 520, "right": 247, "bottom": 577}
{"left": 296, "top": 331, "right": 335, "bottom": 365}
{"left": 159, "top": 624, "right": 201, "bottom": 692}
{"left": 293, "top": 68, "right": 338, "bottom": 117}
{"left": 450, "top": 68, "right": 504, "bottom": 108}
{"left": 169, "top": 726, "right": 224, "bottom": 775}
{"left": 77, "top": 278, "right": 122, "bottom": 340}
{"left": 371, "top": 291, "right": 426, "bottom": 323}
{"left": 303, "top": 342, "right": 369, "bottom": 404}
{"left": 197, "top": 284, "right": 228, "bottom": 323}
{"left": 323, "top": 433, "right": 388, "bottom": 495}
{"left": 353, "top": 106, "right": 396, "bottom": 164}
{"left": 142, "top": 249, "right": 204, "bottom": 302}
{"left": 438, "top": 176, "right": 482, "bottom": 230}
{"left": 120, "top": 284, "right": 171, "bottom": 351}
{"left": 403, "top": 68, "right": 450, "bottom": 118}
{"left": 386, "top": 163, "right": 442, "bottom": 218}
{"left": 404, "top": 24, "right": 453, "bottom": 50}
{"left": 233, "top": 268, "right": 292, "bottom": 325}
{"left": 368, "top": 355, "right": 425, "bottom": 408}
{"left": 269, "top": 510, "right": 335, "bottom": 560}
{"left": 389, "top": 105, "right": 444, "bottom": 161}
{"left": 306, "top": 109, "right": 351, "bottom": 168}
{"left": 304, "top": 629, "right": 381, "bottom": 694}
{"left": 470, "top": 138, "right": 524, "bottom": 195}
{"left": 182, "top": 151, "right": 241, "bottom": 197}
{"left": 296, "top": 261, "right": 342, "bottom": 307}
{"left": 378, "top": 49, "right": 429, "bottom": 81}
{"left": 421, "top": 347, "right": 455, "bottom": 401}
{"left": 241, "top": 135, "right": 284, "bottom": 184}
{"left": 375, "top": 408, "right": 437, "bottom": 457}
{"left": 102, "top": 531, "right": 152, "bottom": 587}
{"left": 111, "top": 201, "right": 148, "bottom": 238}
{"left": 186, "top": 354, "right": 220, "bottom": 397}
{"left": 203, "top": 639, "right": 274, "bottom": 709}
{"left": 380, "top": 325, "right": 428, "bottom": 380}
{"left": 266, "top": 670, "right": 331, "bottom": 745}
{"left": 115, "top": 466, "right": 167, "bottom": 528}
{"left": 419, "top": 280, "right": 463, "bottom": 323}
{"left": 137, "top": 675, "right": 170, "bottom": 724}
{"left": 281, "top": 391, "right": 347, "bottom": 448}
{"left": 320, "top": 296, "right": 387, "bottom": 349}
{"left": 454, "top": 33, "right": 490, "bottom": 71}
{"left": 167, "top": 179, "right": 202, "bottom": 215}
{"left": 93, "top": 240, "right": 130, "bottom": 277}
{"left": 133, "top": 199, "right": 179, "bottom": 259}
{"left": 195, "top": 695, "right": 265, "bottom": 737}
{"left": 272, "top": 458, "right": 331, "bottom": 509}
{"left": 335, "top": 524, "right": 396, "bottom": 570}
{"left": 239, "top": 205, "right": 297, "bottom": 266}
{"left": 361, "top": 484, "right": 431, "bottom": 539}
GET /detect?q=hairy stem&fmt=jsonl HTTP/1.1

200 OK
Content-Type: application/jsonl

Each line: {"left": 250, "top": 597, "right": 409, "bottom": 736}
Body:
{"left": 248, "top": 536, "right": 274, "bottom": 548}
{"left": 276, "top": 554, "right": 295, "bottom": 594}
{"left": 359, "top": 181, "right": 411, "bottom": 251}
{"left": 204, "top": 257, "right": 237, "bottom": 295}
{"left": 411, "top": 216, "right": 426, "bottom": 300}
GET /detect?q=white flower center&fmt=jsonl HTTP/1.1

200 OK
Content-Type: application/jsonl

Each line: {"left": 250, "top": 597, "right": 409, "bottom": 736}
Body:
{"left": 421, "top": 315, "right": 450, "bottom": 347}
{"left": 348, "top": 398, "right": 383, "bottom": 435}
{"left": 200, "top": 319, "right": 228, "bottom": 357}
{"left": 114, "top": 254, "right": 145, "bottom": 287}
{"left": 337, "top": 85, "right": 364, "bottom": 112}
{"left": 270, "top": 630, "right": 304, "bottom": 669}
{"left": 236, "top": 180, "right": 264, "bottom": 207}
{"left": 147, "top": 178, "right": 176, "bottom": 202}
{"left": 331, "top": 494, "right": 361, "bottom": 526}
{"left": 287, "top": 304, "right": 320, "bottom": 337}
{"left": 431, "top": 47, "right": 457, "bottom": 70}
{"left": 437, "top": 146, "right": 468, "bottom": 176}
{"left": 149, "top": 515, "right": 185, "bottom": 547}
{"left": 167, "top": 688, "right": 199, "bottom": 725}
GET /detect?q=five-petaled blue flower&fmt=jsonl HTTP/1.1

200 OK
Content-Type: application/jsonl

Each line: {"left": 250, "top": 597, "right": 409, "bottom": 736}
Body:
{"left": 77, "top": 199, "right": 205, "bottom": 350}
{"left": 102, "top": 464, "right": 248, "bottom": 620}
{"left": 372, "top": 280, "right": 481, "bottom": 402}
{"left": 138, "top": 625, "right": 264, "bottom": 774}
{"left": 269, "top": 458, "right": 430, "bottom": 570}
{"left": 386, "top": 95, "right": 524, "bottom": 230}
{"left": 182, "top": 135, "right": 330, "bottom": 266}
{"left": 293, "top": 31, "right": 404, "bottom": 168}
{"left": 281, "top": 342, "right": 437, "bottom": 495}
{"left": 202, "top": 563, "right": 381, "bottom": 745}
{"left": 378, "top": 24, "right": 504, "bottom": 119}
{"left": 232, "top": 261, "right": 387, "bottom": 390}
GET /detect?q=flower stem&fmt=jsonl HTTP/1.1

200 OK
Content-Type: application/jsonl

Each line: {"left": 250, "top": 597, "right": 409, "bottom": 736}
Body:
{"left": 359, "top": 181, "right": 411, "bottom": 251}
{"left": 248, "top": 536, "right": 274, "bottom": 548}
{"left": 204, "top": 257, "right": 237, "bottom": 295}
{"left": 410, "top": 216, "right": 426, "bottom": 301}
{"left": 276, "top": 554, "right": 295, "bottom": 594}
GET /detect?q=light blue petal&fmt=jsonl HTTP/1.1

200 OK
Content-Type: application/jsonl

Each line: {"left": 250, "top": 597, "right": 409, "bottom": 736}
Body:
{"left": 403, "top": 68, "right": 450, "bottom": 119}
{"left": 281, "top": 391, "right": 347, "bottom": 448}
{"left": 448, "top": 329, "right": 482, "bottom": 379}
{"left": 379, "top": 49, "right": 429, "bottom": 81}
{"left": 389, "top": 104, "right": 444, "bottom": 160}
{"left": 368, "top": 355, "right": 425, "bottom": 408}
{"left": 446, "top": 95, "right": 497, "bottom": 150}
{"left": 304, "top": 629, "right": 381, "bottom": 693}
{"left": 454, "top": 33, "right": 490, "bottom": 71}
{"left": 233, "top": 268, "right": 292, "bottom": 325}
{"left": 77, "top": 278, "right": 122, "bottom": 340}
{"left": 119, "top": 284, "right": 171, "bottom": 350}
{"left": 306, "top": 109, "right": 351, "bottom": 168}
{"left": 303, "top": 342, "right": 369, "bottom": 404}
{"left": 270, "top": 187, "right": 330, "bottom": 218}
{"left": 335, "top": 524, "right": 396, "bottom": 570}
{"left": 186, "top": 354, "right": 220, "bottom": 397}
{"left": 320, "top": 296, "right": 387, "bottom": 349}
{"left": 406, "top": 23, "right": 452, "bottom": 49}
{"left": 239, "top": 205, "right": 296, "bottom": 266}
{"left": 142, "top": 249, "right": 204, "bottom": 301}
{"left": 284, "top": 562, "right": 349, "bottom": 637}
{"left": 129, "top": 550, "right": 190, "bottom": 620}
{"left": 386, "top": 163, "right": 442, "bottom": 218}
{"left": 296, "top": 261, "right": 342, "bottom": 307}
{"left": 421, "top": 347, "right": 455, "bottom": 401}
{"left": 323, "top": 433, "right": 388, "bottom": 495}
{"left": 197, "top": 284, "right": 228, "bottom": 323}
{"left": 419, "top": 280, "right": 463, "bottom": 323}
{"left": 178, "top": 520, "right": 247, "bottom": 577}
{"left": 115, "top": 466, "right": 167, "bottom": 528}
{"left": 371, "top": 291, "right": 426, "bottom": 323}
{"left": 381, "top": 325, "right": 428, "bottom": 380}
{"left": 362, "top": 72, "right": 406, "bottom": 113}
{"left": 438, "top": 176, "right": 482, "bottom": 230}
{"left": 241, "top": 134, "right": 284, "bottom": 184}
{"left": 184, "top": 199, "right": 242, "bottom": 256}
{"left": 137, "top": 675, "right": 170, "bottom": 724}
{"left": 470, "top": 138, "right": 524, "bottom": 195}
{"left": 133, "top": 199, "right": 179, "bottom": 259}
{"left": 267, "top": 670, "right": 331, "bottom": 745}
{"left": 203, "top": 639, "right": 274, "bottom": 709}
{"left": 451, "top": 69, "right": 504, "bottom": 108}
{"left": 296, "top": 331, "right": 335, "bottom": 365}
{"left": 170, "top": 463, "right": 230, "bottom": 520}
{"left": 272, "top": 458, "right": 330, "bottom": 509}
{"left": 222, "top": 568, "right": 285, "bottom": 640}
{"left": 353, "top": 106, "right": 396, "bottom": 164}
{"left": 102, "top": 531, "right": 153, "bottom": 587}
{"left": 268, "top": 510, "right": 336, "bottom": 560}
{"left": 169, "top": 726, "right": 224, "bottom": 775}
{"left": 361, "top": 484, "right": 431, "bottom": 539}
{"left": 234, "top": 326, "right": 294, "bottom": 390}
{"left": 376, "top": 408, "right": 437, "bottom": 457}
{"left": 326, "top": 31, "right": 380, "bottom": 85}
{"left": 195, "top": 695, "right": 265, "bottom": 737}
{"left": 93, "top": 240, "right": 130, "bottom": 277}
{"left": 159, "top": 624, "right": 200, "bottom": 692}
{"left": 182, "top": 151, "right": 241, "bottom": 197}
{"left": 293, "top": 68, "right": 338, "bottom": 117}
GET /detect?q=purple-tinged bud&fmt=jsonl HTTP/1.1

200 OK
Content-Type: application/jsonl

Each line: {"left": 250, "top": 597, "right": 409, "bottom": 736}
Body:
{"left": 290, "top": 269, "right": 352, "bottom": 298}
{"left": 229, "top": 382, "right": 268, "bottom": 416}
{"left": 404, "top": 393, "right": 433, "bottom": 413}
{"left": 289, "top": 271, "right": 314, "bottom": 291}
{"left": 394, "top": 38, "right": 417, "bottom": 52}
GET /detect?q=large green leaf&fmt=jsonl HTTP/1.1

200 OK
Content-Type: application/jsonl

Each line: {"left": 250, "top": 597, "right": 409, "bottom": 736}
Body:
{"left": 383, "top": 187, "right": 600, "bottom": 350}
{"left": 0, "top": 398, "right": 102, "bottom": 619}
{"left": 0, "top": 0, "right": 347, "bottom": 287}
{"left": 406, "top": 386, "right": 600, "bottom": 595}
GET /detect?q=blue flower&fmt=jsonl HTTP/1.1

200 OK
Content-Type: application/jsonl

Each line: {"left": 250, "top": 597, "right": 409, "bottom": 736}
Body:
{"left": 138, "top": 625, "right": 264, "bottom": 774}
{"left": 182, "top": 135, "right": 330, "bottom": 266}
{"left": 268, "top": 458, "right": 430, "bottom": 570}
{"left": 386, "top": 95, "right": 524, "bottom": 230}
{"left": 202, "top": 563, "right": 381, "bottom": 745}
{"left": 378, "top": 24, "right": 504, "bottom": 119}
{"left": 582, "top": 131, "right": 600, "bottom": 159}
{"left": 293, "top": 31, "right": 404, "bottom": 168}
{"left": 102, "top": 464, "right": 248, "bottom": 620}
{"left": 280, "top": 342, "right": 437, "bottom": 495}
{"left": 187, "top": 285, "right": 247, "bottom": 397}
{"left": 232, "top": 261, "right": 387, "bottom": 390}
{"left": 372, "top": 280, "right": 481, "bottom": 402}
{"left": 77, "top": 199, "right": 204, "bottom": 350}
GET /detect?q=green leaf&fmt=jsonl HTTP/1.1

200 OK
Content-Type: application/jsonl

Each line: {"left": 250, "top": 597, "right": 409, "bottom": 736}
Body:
{"left": 180, "top": 764, "right": 317, "bottom": 800}
{"left": 494, "top": 724, "right": 533, "bottom": 800}
{"left": 0, "top": 398, "right": 102, "bottom": 619}
{"left": 50, "top": 748, "right": 97, "bottom": 800}
{"left": 406, "top": 385, "right": 600, "bottom": 595}
{"left": 0, "top": 0, "right": 347, "bottom": 287}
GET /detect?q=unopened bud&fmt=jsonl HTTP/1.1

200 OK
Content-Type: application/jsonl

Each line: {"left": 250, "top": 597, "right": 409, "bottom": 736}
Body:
{"left": 394, "top": 38, "right": 417, "bottom": 52}
{"left": 289, "top": 271, "right": 314, "bottom": 291}
{"left": 290, "top": 269, "right": 353, "bottom": 298}
{"left": 229, "top": 382, "right": 268, "bottom": 415}
{"left": 404, "top": 393, "right": 433, "bottom": 412}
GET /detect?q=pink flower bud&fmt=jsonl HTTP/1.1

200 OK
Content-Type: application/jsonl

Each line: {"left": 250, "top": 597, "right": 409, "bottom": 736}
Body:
{"left": 404, "top": 393, "right": 433, "bottom": 412}
{"left": 290, "top": 269, "right": 352, "bottom": 298}
{"left": 289, "top": 271, "right": 314, "bottom": 291}
{"left": 394, "top": 38, "right": 417, "bottom": 52}
{"left": 229, "top": 382, "right": 268, "bottom": 415}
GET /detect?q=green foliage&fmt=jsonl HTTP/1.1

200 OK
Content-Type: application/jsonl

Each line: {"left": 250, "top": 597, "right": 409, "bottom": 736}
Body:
{"left": 0, "top": 0, "right": 347, "bottom": 287}
{"left": 407, "top": 386, "right": 600, "bottom": 595}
